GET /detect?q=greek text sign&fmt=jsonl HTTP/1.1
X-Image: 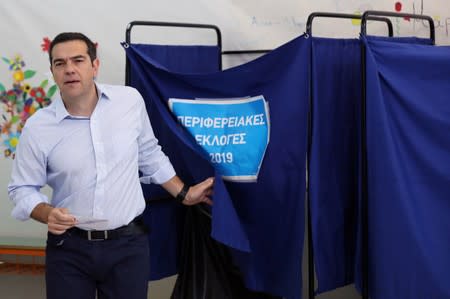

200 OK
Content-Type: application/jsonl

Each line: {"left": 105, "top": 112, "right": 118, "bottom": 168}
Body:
{"left": 168, "top": 96, "right": 270, "bottom": 182}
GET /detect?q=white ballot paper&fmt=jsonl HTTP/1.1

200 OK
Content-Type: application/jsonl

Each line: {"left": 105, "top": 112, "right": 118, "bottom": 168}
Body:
{"left": 74, "top": 215, "right": 108, "bottom": 225}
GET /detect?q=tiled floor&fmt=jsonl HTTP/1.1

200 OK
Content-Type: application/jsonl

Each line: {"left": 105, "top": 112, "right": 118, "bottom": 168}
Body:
{"left": 0, "top": 272, "right": 45, "bottom": 299}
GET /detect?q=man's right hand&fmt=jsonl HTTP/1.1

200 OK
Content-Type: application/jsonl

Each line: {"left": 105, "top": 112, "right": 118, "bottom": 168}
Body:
{"left": 47, "top": 208, "right": 76, "bottom": 235}
{"left": 31, "top": 203, "right": 76, "bottom": 235}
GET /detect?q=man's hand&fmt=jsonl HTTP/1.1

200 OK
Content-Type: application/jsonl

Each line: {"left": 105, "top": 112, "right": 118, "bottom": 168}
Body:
{"left": 182, "top": 177, "right": 214, "bottom": 206}
{"left": 31, "top": 203, "right": 76, "bottom": 235}
{"left": 47, "top": 208, "right": 77, "bottom": 235}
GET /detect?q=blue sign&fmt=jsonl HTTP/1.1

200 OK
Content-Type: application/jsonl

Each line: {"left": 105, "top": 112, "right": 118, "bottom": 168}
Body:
{"left": 168, "top": 96, "right": 270, "bottom": 182}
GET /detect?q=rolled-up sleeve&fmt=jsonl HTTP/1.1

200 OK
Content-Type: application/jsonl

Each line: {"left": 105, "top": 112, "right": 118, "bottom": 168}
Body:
{"left": 8, "top": 128, "right": 49, "bottom": 220}
{"left": 136, "top": 94, "right": 176, "bottom": 185}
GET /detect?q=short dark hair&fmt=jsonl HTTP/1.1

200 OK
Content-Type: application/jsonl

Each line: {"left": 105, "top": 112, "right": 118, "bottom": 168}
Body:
{"left": 49, "top": 32, "right": 97, "bottom": 64}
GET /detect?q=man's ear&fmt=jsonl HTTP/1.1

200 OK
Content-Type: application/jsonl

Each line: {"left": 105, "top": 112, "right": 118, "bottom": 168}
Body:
{"left": 92, "top": 58, "right": 100, "bottom": 78}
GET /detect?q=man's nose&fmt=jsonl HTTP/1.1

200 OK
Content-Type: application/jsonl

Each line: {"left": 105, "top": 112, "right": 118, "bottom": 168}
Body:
{"left": 64, "top": 61, "right": 75, "bottom": 73}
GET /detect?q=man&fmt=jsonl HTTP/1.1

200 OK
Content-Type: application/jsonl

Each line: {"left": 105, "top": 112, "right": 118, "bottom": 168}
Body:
{"left": 8, "top": 32, "right": 214, "bottom": 299}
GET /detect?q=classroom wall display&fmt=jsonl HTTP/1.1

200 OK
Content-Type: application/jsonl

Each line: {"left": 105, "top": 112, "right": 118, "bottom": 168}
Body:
{"left": 1, "top": 0, "right": 449, "bottom": 238}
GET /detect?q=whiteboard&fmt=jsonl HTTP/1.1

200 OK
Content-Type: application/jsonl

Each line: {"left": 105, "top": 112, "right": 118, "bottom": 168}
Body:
{"left": 1, "top": 0, "right": 449, "bottom": 238}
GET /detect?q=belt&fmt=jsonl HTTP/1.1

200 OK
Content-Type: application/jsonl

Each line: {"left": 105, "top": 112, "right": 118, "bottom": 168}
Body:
{"left": 69, "top": 218, "right": 148, "bottom": 241}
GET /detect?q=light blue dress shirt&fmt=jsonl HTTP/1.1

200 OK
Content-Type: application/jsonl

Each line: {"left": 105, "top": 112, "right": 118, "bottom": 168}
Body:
{"left": 8, "top": 83, "right": 176, "bottom": 230}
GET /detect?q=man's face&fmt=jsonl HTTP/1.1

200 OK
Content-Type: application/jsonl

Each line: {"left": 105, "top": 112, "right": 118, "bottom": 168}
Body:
{"left": 50, "top": 40, "right": 99, "bottom": 101}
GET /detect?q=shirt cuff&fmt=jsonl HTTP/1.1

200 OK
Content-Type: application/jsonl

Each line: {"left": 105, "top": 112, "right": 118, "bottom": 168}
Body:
{"left": 140, "top": 160, "right": 176, "bottom": 185}
{"left": 11, "top": 192, "right": 48, "bottom": 221}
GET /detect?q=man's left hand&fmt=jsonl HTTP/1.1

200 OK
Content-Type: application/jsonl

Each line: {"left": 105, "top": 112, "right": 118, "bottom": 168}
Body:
{"left": 182, "top": 177, "right": 214, "bottom": 206}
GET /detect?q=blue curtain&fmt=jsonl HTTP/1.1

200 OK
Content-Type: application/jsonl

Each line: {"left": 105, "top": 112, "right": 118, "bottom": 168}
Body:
{"left": 310, "top": 37, "right": 361, "bottom": 294}
{"left": 128, "top": 44, "right": 221, "bottom": 280}
{"left": 124, "top": 35, "right": 310, "bottom": 299}
{"left": 130, "top": 44, "right": 220, "bottom": 74}
{"left": 365, "top": 35, "right": 433, "bottom": 45}
{"left": 362, "top": 36, "right": 450, "bottom": 299}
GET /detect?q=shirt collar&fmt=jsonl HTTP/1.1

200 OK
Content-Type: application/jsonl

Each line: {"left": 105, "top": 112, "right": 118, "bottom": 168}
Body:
{"left": 54, "top": 83, "right": 111, "bottom": 123}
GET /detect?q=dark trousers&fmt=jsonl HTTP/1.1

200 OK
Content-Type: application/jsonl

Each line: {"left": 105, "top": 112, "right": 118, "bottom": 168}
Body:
{"left": 45, "top": 231, "right": 149, "bottom": 299}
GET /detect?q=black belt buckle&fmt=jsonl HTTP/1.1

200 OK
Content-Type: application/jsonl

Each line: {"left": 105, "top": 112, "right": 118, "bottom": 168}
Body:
{"left": 87, "top": 230, "right": 109, "bottom": 241}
